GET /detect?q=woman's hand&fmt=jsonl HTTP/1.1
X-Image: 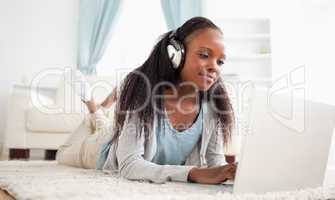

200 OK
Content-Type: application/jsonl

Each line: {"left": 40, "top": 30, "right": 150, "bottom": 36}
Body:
{"left": 187, "top": 163, "right": 238, "bottom": 184}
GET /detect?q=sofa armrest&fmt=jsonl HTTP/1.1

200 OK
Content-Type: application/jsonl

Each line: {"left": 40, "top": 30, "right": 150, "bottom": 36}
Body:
{"left": 4, "top": 86, "right": 58, "bottom": 148}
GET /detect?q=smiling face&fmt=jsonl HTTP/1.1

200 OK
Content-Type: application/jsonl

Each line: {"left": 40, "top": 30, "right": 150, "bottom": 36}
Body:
{"left": 180, "top": 28, "right": 225, "bottom": 91}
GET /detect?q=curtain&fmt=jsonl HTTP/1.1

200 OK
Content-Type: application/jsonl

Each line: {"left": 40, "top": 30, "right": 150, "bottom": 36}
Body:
{"left": 160, "top": 0, "right": 203, "bottom": 30}
{"left": 78, "top": 0, "right": 123, "bottom": 75}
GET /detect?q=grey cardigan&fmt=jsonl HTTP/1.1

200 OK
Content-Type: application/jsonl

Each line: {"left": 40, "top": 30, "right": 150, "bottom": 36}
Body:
{"left": 101, "top": 101, "right": 228, "bottom": 183}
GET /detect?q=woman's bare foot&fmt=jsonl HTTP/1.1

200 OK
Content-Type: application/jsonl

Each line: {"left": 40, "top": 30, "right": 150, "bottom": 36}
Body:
{"left": 66, "top": 69, "right": 92, "bottom": 102}
{"left": 100, "top": 87, "right": 117, "bottom": 109}
{"left": 84, "top": 100, "right": 98, "bottom": 113}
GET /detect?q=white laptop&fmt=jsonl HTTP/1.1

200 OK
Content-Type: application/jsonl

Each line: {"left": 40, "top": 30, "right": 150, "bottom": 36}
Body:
{"left": 222, "top": 89, "right": 335, "bottom": 194}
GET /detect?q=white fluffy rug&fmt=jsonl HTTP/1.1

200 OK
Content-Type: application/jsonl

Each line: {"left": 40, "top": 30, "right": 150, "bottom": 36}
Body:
{"left": 0, "top": 161, "right": 334, "bottom": 200}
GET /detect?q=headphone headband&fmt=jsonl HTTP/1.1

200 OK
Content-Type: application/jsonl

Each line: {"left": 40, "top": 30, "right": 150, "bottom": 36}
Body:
{"left": 169, "top": 30, "right": 176, "bottom": 39}
{"left": 167, "top": 29, "right": 185, "bottom": 71}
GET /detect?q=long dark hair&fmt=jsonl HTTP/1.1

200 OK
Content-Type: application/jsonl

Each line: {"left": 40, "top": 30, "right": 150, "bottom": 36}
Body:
{"left": 112, "top": 17, "right": 235, "bottom": 146}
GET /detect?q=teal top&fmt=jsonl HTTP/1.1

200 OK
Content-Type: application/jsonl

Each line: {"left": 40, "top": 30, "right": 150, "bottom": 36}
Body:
{"left": 96, "top": 104, "right": 204, "bottom": 169}
{"left": 152, "top": 104, "right": 203, "bottom": 165}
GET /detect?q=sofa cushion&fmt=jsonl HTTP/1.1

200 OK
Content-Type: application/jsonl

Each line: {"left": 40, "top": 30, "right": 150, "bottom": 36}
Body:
{"left": 25, "top": 107, "right": 84, "bottom": 133}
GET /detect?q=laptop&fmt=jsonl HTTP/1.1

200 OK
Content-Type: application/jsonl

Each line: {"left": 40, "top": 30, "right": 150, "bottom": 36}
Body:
{"left": 222, "top": 89, "right": 335, "bottom": 194}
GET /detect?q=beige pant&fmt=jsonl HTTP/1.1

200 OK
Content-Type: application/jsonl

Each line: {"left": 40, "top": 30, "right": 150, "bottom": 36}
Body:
{"left": 56, "top": 107, "right": 114, "bottom": 169}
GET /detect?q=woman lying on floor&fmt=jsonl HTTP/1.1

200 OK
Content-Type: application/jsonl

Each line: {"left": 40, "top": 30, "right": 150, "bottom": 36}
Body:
{"left": 56, "top": 16, "right": 237, "bottom": 184}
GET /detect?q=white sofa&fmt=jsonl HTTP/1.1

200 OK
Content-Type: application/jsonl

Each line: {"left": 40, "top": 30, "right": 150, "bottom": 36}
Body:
{"left": 3, "top": 75, "right": 117, "bottom": 160}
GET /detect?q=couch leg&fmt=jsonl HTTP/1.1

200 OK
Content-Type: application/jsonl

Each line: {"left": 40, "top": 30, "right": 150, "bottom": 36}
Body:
{"left": 45, "top": 150, "right": 57, "bottom": 160}
{"left": 9, "top": 148, "right": 30, "bottom": 160}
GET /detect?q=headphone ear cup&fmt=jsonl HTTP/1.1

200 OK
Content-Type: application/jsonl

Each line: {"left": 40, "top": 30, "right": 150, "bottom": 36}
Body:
{"left": 167, "top": 38, "right": 185, "bottom": 70}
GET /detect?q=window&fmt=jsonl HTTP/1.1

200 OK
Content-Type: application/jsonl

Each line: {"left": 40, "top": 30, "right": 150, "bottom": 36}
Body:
{"left": 97, "top": 0, "right": 167, "bottom": 75}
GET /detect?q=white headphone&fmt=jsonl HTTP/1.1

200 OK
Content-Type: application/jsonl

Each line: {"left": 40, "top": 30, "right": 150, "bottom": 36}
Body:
{"left": 166, "top": 30, "right": 185, "bottom": 71}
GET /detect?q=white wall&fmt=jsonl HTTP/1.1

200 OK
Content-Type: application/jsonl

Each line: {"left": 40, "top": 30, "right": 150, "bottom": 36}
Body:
{"left": 0, "top": 0, "right": 79, "bottom": 154}
{"left": 270, "top": 0, "right": 335, "bottom": 103}
{"left": 205, "top": 0, "right": 335, "bottom": 167}
{"left": 204, "top": 0, "right": 273, "bottom": 18}
{"left": 97, "top": 0, "right": 167, "bottom": 74}
{"left": 0, "top": 0, "right": 78, "bottom": 85}
{"left": 205, "top": 0, "right": 335, "bottom": 102}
